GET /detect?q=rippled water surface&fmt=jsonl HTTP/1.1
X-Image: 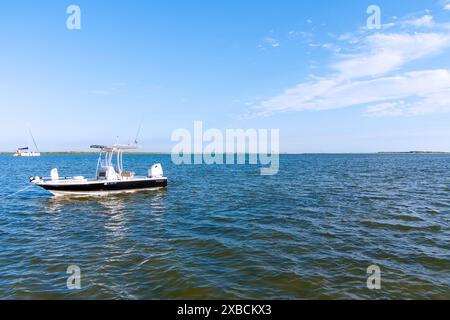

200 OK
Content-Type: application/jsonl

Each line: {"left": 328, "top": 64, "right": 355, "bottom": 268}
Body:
{"left": 0, "top": 154, "right": 449, "bottom": 299}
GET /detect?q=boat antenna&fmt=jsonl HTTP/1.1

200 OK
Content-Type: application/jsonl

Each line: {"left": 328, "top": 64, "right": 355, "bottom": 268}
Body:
{"left": 28, "top": 128, "right": 39, "bottom": 152}
{"left": 133, "top": 119, "right": 143, "bottom": 146}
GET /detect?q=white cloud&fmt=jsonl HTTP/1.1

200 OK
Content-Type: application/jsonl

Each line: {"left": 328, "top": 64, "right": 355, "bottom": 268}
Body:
{"left": 366, "top": 102, "right": 406, "bottom": 117}
{"left": 335, "top": 14, "right": 448, "bottom": 49}
{"left": 403, "top": 15, "right": 434, "bottom": 27}
{"left": 263, "top": 36, "right": 280, "bottom": 47}
{"left": 253, "top": 29, "right": 450, "bottom": 117}
{"left": 444, "top": 1, "right": 450, "bottom": 11}
{"left": 258, "top": 70, "right": 450, "bottom": 116}
{"left": 333, "top": 33, "right": 450, "bottom": 79}
{"left": 365, "top": 70, "right": 450, "bottom": 116}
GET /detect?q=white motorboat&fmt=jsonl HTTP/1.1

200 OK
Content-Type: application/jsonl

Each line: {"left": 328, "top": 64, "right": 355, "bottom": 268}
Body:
{"left": 30, "top": 144, "right": 167, "bottom": 196}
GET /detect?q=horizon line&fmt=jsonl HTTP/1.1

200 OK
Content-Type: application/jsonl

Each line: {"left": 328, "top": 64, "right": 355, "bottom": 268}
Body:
{"left": 2, "top": 151, "right": 450, "bottom": 155}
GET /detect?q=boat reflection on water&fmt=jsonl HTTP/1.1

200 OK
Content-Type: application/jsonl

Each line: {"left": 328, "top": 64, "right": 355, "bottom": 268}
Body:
{"left": 98, "top": 196, "right": 129, "bottom": 241}
{"left": 42, "top": 188, "right": 168, "bottom": 228}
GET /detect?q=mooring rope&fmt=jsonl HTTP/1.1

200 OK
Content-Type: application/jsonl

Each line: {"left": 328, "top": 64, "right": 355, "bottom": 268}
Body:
{"left": 0, "top": 185, "right": 34, "bottom": 200}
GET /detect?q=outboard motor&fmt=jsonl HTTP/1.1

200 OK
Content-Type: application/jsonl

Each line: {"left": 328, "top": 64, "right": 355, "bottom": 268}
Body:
{"left": 30, "top": 176, "right": 42, "bottom": 183}
{"left": 149, "top": 163, "right": 163, "bottom": 178}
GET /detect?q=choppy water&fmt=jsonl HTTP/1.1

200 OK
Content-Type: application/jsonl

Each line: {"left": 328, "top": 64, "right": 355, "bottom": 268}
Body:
{"left": 0, "top": 154, "right": 449, "bottom": 299}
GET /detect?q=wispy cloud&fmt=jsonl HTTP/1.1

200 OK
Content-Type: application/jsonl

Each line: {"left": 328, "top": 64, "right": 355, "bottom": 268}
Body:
{"left": 264, "top": 37, "right": 280, "bottom": 47}
{"left": 259, "top": 31, "right": 281, "bottom": 49}
{"left": 288, "top": 31, "right": 313, "bottom": 42}
{"left": 250, "top": 12, "right": 450, "bottom": 118}
{"left": 443, "top": 0, "right": 450, "bottom": 11}
{"left": 402, "top": 14, "right": 434, "bottom": 27}
{"left": 333, "top": 33, "right": 450, "bottom": 78}
{"left": 91, "top": 82, "right": 127, "bottom": 96}
{"left": 257, "top": 69, "right": 450, "bottom": 116}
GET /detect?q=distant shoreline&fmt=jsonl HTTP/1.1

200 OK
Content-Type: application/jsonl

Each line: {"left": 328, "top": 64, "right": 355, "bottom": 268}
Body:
{"left": 1, "top": 151, "right": 450, "bottom": 155}
{"left": 377, "top": 151, "right": 450, "bottom": 154}
{"left": 0, "top": 151, "right": 170, "bottom": 155}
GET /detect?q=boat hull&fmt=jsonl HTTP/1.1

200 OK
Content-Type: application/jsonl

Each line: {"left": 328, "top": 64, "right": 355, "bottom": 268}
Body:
{"left": 14, "top": 152, "right": 41, "bottom": 157}
{"left": 37, "top": 178, "right": 167, "bottom": 196}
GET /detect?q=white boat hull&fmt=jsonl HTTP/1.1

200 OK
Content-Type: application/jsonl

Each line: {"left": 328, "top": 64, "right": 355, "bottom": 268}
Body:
{"left": 33, "top": 176, "right": 168, "bottom": 197}
{"left": 48, "top": 186, "right": 166, "bottom": 197}
{"left": 14, "top": 152, "right": 41, "bottom": 157}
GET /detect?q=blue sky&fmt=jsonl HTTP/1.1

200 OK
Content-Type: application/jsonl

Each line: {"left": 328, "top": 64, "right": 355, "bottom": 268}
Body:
{"left": 1, "top": 0, "right": 450, "bottom": 152}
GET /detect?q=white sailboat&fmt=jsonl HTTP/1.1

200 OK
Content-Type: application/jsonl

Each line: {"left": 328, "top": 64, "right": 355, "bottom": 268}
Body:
{"left": 14, "top": 129, "right": 41, "bottom": 157}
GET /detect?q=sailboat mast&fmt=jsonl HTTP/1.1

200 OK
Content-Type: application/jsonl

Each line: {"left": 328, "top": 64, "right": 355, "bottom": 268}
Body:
{"left": 28, "top": 128, "right": 40, "bottom": 152}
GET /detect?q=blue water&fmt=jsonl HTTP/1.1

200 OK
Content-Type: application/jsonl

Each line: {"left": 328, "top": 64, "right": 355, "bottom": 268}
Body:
{"left": 0, "top": 154, "right": 449, "bottom": 299}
